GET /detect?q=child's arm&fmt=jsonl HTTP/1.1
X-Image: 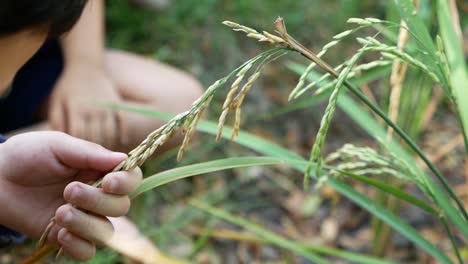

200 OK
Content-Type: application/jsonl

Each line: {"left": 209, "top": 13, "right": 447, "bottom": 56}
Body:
{"left": 49, "top": 0, "right": 126, "bottom": 150}
{"left": 0, "top": 132, "right": 142, "bottom": 261}
{"left": 60, "top": 0, "right": 104, "bottom": 67}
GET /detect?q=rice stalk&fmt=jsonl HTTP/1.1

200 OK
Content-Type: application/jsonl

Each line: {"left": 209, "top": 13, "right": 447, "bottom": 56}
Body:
{"left": 216, "top": 71, "right": 261, "bottom": 141}
{"left": 355, "top": 37, "right": 440, "bottom": 83}
{"left": 436, "top": 35, "right": 453, "bottom": 97}
{"left": 34, "top": 47, "right": 287, "bottom": 257}
{"left": 327, "top": 141, "right": 463, "bottom": 261}
{"left": 290, "top": 15, "right": 436, "bottom": 101}
{"left": 223, "top": 21, "right": 286, "bottom": 45}
{"left": 226, "top": 16, "right": 468, "bottom": 224}
{"left": 226, "top": 17, "right": 441, "bottom": 194}
{"left": 289, "top": 19, "right": 383, "bottom": 101}
{"left": 325, "top": 144, "right": 420, "bottom": 184}
{"left": 31, "top": 16, "right": 467, "bottom": 263}
{"left": 177, "top": 96, "right": 212, "bottom": 161}
{"left": 375, "top": 9, "right": 414, "bottom": 254}
{"left": 387, "top": 19, "right": 410, "bottom": 139}
{"left": 300, "top": 60, "right": 392, "bottom": 98}
{"left": 347, "top": 17, "right": 385, "bottom": 26}
{"left": 305, "top": 49, "right": 365, "bottom": 188}
{"left": 291, "top": 64, "right": 345, "bottom": 99}
{"left": 231, "top": 107, "right": 242, "bottom": 140}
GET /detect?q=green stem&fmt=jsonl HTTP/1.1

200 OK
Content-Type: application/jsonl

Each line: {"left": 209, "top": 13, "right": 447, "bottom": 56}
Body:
{"left": 441, "top": 216, "right": 463, "bottom": 264}
{"left": 281, "top": 34, "right": 468, "bottom": 221}
{"left": 344, "top": 81, "right": 468, "bottom": 222}
{"left": 335, "top": 169, "right": 437, "bottom": 215}
{"left": 455, "top": 111, "right": 468, "bottom": 157}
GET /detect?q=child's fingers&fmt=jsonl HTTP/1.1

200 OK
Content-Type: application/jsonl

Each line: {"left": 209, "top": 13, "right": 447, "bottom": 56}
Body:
{"left": 55, "top": 205, "right": 114, "bottom": 244}
{"left": 102, "top": 168, "right": 143, "bottom": 195}
{"left": 58, "top": 228, "right": 96, "bottom": 261}
{"left": 64, "top": 182, "right": 131, "bottom": 217}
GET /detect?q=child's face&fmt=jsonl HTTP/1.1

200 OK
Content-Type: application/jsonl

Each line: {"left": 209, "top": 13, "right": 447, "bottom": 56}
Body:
{"left": 0, "top": 29, "right": 48, "bottom": 94}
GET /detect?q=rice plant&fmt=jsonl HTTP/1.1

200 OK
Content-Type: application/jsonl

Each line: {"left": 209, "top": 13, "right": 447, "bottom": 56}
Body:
{"left": 27, "top": 0, "right": 467, "bottom": 263}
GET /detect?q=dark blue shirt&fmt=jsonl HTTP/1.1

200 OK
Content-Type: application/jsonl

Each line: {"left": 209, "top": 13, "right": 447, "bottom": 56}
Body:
{"left": 0, "top": 41, "right": 62, "bottom": 133}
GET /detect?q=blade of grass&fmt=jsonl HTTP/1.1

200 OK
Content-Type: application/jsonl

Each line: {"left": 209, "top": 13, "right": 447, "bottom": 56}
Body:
{"left": 111, "top": 104, "right": 453, "bottom": 264}
{"left": 273, "top": 18, "right": 468, "bottom": 233}
{"left": 188, "top": 226, "right": 398, "bottom": 264}
{"left": 190, "top": 200, "right": 332, "bottom": 264}
{"left": 393, "top": 0, "right": 448, "bottom": 88}
{"left": 338, "top": 93, "right": 468, "bottom": 237}
{"left": 189, "top": 219, "right": 218, "bottom": 259}
{"left": 136, "top": 153, "right": 438, "bottom": 221}
{"left": 334, "top": 169, "right": 438, "bottom": 215}
{"left": 289, "top": 61, "right": 465, "bottom": 260}
{"left": 436, "top": 0, "right": 468, "bottom": 154}
{"left": 198, "top": 124, "right": 455, "bottom": 263}
{"left": 258, "top": 88, "right": 331, "bottom": 121}
{"left": 154, "top": 177, "right": 247, "bottom": 247}
{"left": 288, "top": 64, "right": 468, "bottom": 236}
{"left": 291, "top": 38, "right": 468, "bottom": 227}
{"left": 262, "top": 62, "right": 391, "bottom": 119}
{"left": 303, "top": 245, "right": 398, "bottom": 264}
{"left": 389, "top": 5, "right": 468, "bottom": 240}
{"left": 395, "top": 0, "right": 468, "bottom": 155}
{"left": 131, "top": 157, "right": 302, "bottom": 199}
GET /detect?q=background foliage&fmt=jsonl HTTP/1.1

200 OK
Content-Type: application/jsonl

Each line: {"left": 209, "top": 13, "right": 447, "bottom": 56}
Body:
{"left": 6, "top": 0, "right": 468, "bottom": 263}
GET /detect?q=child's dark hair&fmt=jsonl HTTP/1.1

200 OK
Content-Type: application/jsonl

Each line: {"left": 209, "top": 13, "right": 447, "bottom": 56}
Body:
{"left": 0, "top": 1, "right": 88, "bottom": 37}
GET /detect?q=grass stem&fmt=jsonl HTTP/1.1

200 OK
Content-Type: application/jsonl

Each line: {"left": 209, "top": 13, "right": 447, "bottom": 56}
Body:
{"left": 280, "top": 28, "right": 468, "bottom": 223}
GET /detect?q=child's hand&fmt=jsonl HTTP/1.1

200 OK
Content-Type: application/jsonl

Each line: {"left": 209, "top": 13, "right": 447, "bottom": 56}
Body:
{"left": 0, "top": 132, "right": 142, "bottom": 261}
{"left": 49, "top": 64, "right": 127, "bottom": 150}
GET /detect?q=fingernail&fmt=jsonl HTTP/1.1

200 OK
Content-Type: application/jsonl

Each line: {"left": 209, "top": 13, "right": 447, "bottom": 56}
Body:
{"left": 63, "top": 210, "right": 73, "bottom": 225}
{"left": 69, "top": 185, "right": 80, "bottom": 203}
{"left": 62, "top": 231, "right": 72, "bottom": 242}
{"left": 108, "top": 178, "right": 118, "bottom": 192}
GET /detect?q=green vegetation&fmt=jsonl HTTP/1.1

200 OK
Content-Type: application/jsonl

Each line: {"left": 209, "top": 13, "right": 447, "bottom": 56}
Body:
{"left": 59, "top": 0, "right": 468, "bottom": 263}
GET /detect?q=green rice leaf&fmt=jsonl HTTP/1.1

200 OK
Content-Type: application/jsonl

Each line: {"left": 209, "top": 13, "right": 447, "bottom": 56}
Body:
{"left": 288, "top": 63, "right": 468, "bottom": 238}
{"left": 435, "top": 0, "right": 468, "bottom": 153}
{"left": 334, "top": 169, "right": 437, "bottom": 215}
{"left": 192, "top": 200, "right": 397, "bottom": 264}
{"left": 113, "top": 104, "right": 452, "bottom": 264}
{"left": 131, "top": 157, "right": 302, "bottom": 199}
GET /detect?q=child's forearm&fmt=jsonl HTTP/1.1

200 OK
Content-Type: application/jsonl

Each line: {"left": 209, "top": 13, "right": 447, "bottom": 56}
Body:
{"left": 60, "top": 0, "right": 105, "bottom": 69}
